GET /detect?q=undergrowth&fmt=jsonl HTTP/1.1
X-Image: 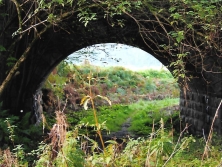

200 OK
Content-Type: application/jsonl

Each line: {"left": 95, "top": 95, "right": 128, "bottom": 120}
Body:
{"left": 43, "top": 63, "right": 179, "bottom": 112}
{"left": 1, "top": 64, "right": 222, "bottom": 166}
{"left": 129, "top": 98, "right": 180, "bottom": 135}
{"left": 1, "top": 98, "right": 222, "bottom": 166}
{"left": 71, "top": 104, "right": 134, "bottom": 132}
{"left": 1, "top": 115, "right": 222, "bottom": 166}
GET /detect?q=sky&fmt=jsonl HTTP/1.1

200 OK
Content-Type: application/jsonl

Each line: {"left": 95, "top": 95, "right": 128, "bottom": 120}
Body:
{"left": 68, "top": 43, "right": 166, "bottom": 71}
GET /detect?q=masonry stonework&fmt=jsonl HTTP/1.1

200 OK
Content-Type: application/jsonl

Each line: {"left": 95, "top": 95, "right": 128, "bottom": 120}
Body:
{"left": 180, "top": 91, "right": 222, "bottom": 136}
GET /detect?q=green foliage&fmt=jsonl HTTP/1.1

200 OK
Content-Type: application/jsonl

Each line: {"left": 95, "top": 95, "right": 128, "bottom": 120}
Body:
{"left": 77, "top": 104, "right": 134, "bottom": 132}
{"left": 83, "top": 121, "right": 197, "bottom": 167}
{"left": 116, "top": 87, "right": 126, "bottom": 95}
{"left": 32, "top": 144, "right": 51, "bottom": 167}
{"left": 2, "top": 0, "right": 222, "bottom": 165}
{"left": 138, "top": 69, "right": 173, "bottom": 79}
{"left": 52, "top": 132, "right": 85, "bottom": 167}
{"left": 77, "top": 9, "right": 97, "bottom": 27}
{"left": 165, "top": 0, "right": 222, "bottom": 82}
{"left": 1, "top": 98, "right": 222, "bottom": 166}
{"left": 44, "top": 61, "right": 71, "bottom": 98}
{"left": 170, "top": 53, "right": 189, "bottom": 80}
{"left": 129, "top": 98, "right": 179, "bottom": 135}
{"left": 0, "top": 45, "right": 6, "bottom": 51}
{"left": 72, "top": 98, "right": 179, "bottom": 135}
{"left": 56, "top": 60, "right": 70, "bottom": 77}
{"left": 144, "top": 79, "right": 156, "bottom": 92}
{"left": 84, "top": 65, "right": 175, "bottom": 95}
{"left": 43, "top": 62, "right": 179, "bottom": 112}
{"left": 0, "top": 102, "right": 19, "bottom": 146}
{"left": 45, "top": 73, "right": 67, "bottom": 97}
{"left": 0, "top": 102, "right": 46, "bottom": 157}
{"left": 169, "top": 31, "right": 185, "bottom": 43}
{"left": 35, "top": 0, "right": 143, "bottom": 29}
{"left": 6, "top": 56, "right": 17, "bottom": 67}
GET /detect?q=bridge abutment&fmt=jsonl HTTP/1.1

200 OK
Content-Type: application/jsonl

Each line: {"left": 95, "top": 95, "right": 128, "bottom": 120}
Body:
{"left": 180, "top": 91, "right": 222, "bottom": 136}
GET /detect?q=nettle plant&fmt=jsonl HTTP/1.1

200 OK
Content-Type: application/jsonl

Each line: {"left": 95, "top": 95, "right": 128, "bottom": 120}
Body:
{"left": 80, "top": 72, "right": 112, "bottom": 151}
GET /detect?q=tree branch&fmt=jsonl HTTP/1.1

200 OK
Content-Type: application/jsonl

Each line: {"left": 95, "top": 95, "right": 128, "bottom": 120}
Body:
{"left": 11, "top": 0, "right": 22, "bottom": 32}
{"left": 0, "top": 24, "right": 51, "bottom": 97}
{"left": 0, "top": 7, "right": 81, "bottom": 97}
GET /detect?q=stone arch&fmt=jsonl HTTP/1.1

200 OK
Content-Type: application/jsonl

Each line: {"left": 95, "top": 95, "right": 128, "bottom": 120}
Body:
{"left": 0, "top": 1, "right": 222, "bottom": 136}
{"left": 6, "top": 15, "right": 173, "bottom": 112}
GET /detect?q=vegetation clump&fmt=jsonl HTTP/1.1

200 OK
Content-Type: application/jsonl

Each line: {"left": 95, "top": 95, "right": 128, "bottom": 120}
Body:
{"left": 42, "top": 62, "right": 179, "bottom": 112}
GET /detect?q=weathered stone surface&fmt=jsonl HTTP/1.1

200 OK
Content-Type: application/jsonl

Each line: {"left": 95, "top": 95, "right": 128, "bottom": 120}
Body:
{"left": 180, "top": 91, "right": 222, "bottom": 135}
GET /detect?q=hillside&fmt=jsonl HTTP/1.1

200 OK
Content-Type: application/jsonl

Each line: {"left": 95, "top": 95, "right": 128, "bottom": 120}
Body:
{"left": 42, "top": 62, "right": 179, "bottom": 112}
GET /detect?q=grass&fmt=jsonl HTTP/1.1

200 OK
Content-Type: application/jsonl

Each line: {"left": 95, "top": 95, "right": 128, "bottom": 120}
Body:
{"left": 166, "top": 137, "right": 222, "bottom": 166}
{"left": 129, "top": 98, "right": 179, "bottom": 135}
{"left": 138, "top": 68, "right": 174, "bottom": 79}
{"left": 69, "top": 104, "right": 135, "bottom": 132}
{"left": 67, "top": 98, "right": 179, "bottom": 136}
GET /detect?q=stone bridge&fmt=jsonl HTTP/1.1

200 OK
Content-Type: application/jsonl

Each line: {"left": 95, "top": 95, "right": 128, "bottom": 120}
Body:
{"left": 0, "top": 0, "right": 221, "bottom": 136}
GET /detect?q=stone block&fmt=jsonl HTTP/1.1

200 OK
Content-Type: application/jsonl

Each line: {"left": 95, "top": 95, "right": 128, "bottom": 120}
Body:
{"left": 198, "top": 94, "right": 202, "bottom": 103}
{"left": 193, "top": 92, "right": 199, "bottom": 101}
{"left": 198, "top": 112, "right": 205, "bottom": 120}
{"left": 206, "top": 115, "right": 210, "bottom": 124}
{"left": 194, "top": 110, "right": 201, "bottom": 119}
{"left": 185, "top": 117, "right": 189, "bottom": 123}
{"left": 187, "top": 101, "right": 192, "bottom": 108}
{"left": 180, "top": 107, "right": 185, "bottom": 115}
{"left": 191, "top": 93, "right": 195, "bottom": 100}
{"left": 210, "top": 108, "right": 216, "bottom": 117}
{"left": 189, "top": 93, "right": 192, "bottom": 100}
{"left": 213, "top": 119, "right": 221, "bottom": 128}
{"left": 188, "top": 118, "right": 193, "bottom": 124}
{"left": 205, "top": 105, "right": 210, "bottom": 114}
{"left": 194, "top": 102, "right": 201, "bottom": 111}
{"left": 187, "top": 108, "right": 191, "bottom": 116}
{"left": 193, "top": 118, "right": 198, "bottom": 127}
{"left": 197, "top": 120, "right": 204, "bottom": 130}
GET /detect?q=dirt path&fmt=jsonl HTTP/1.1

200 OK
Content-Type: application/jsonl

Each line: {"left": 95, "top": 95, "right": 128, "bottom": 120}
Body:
{"left": 108, "top": 117, "right": 136, "bottom": 139}
{"left": 106, "top": 104, "right": 179, "bottom": 139}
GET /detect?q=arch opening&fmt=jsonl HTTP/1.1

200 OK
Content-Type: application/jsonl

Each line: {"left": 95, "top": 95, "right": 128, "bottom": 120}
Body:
{"left": 40, "top": 43, "right": 180, "bottom": 138}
